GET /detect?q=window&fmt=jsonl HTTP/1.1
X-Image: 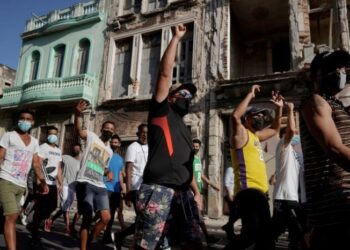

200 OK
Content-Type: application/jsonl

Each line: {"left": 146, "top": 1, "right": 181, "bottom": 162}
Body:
{"left": 53, "top": 45, "right": 66, "bottom": 77}
{"left": 112, "top": 38, "right": 133, "bottom": 98}
{"left": 118, "top": 0, "right": 141, "bottom": 16}
{"left": 29, "top": 51, "right": 40, "bottom": 81}
{"left": 172, "top": 24, "right": 193, "bottom": 84}
{"left": 145, "top": 0, "right": 166, "bottom": 12}
{"left": 62, "top": 124, "right": 79, "bottom": 155}
{"left": 78, "top": 39, "right": 90, "bottom": 74}
{"left": 140, "top": 32, "right": 161, "bottom": 95}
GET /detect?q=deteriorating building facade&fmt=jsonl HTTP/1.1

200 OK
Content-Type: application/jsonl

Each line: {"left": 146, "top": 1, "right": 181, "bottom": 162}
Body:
{"left": 95, "top": 0, "right": 350, "bottom": 218}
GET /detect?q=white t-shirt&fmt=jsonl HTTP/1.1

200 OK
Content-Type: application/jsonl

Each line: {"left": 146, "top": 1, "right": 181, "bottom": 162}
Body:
{"left": 39, "top": 143, "right": 62, "bottom": 186}
{"left": 0, "top": 131, "right": 40, "bottom": 188}
{"left": 125, "top": 141, "right": 148, "bottom": 190}
{"left": 273, "top": 137, "right": 302, "bottom": 201}
{"left": 76, "top": 131, "right": 113, "bottom": 188}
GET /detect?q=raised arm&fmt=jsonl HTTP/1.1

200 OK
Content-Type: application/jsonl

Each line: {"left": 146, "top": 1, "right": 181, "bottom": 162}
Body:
{"left": 283, "top": 102, "right": 297, "bottom": 147}
{"left": 231, "top": 85, "right": 261, "bottom": 149}
{"left": 256, "top": 91, "right": 283, "bottom": 141}
{"left": 74, "top": 100, "right": 88, "bottom": 140}
{"left": 154, "top": 24, "right": 187, "bottom": 103}
{"left": 302, "top": 94, "right": 350, "bottom": 171}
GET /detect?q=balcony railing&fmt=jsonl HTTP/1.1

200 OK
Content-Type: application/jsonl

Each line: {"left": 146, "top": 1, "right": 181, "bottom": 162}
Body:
{"left": 0, "top": 74, "right": 96, "bottom": 109}
{"left": 25, "top": 0, "right": 103, "bottom": 32}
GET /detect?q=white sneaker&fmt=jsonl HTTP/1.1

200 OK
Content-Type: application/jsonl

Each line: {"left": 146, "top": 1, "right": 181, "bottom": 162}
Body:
{"left": 21, "top": 214, "right": 27, "bottom": 226}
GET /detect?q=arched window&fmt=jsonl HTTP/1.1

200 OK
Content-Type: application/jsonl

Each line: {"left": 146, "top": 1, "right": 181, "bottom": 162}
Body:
{"left": 29, "top": 51, "right": 40, "bottom": 81}
{"left": 53, "top": 44, "right": 66, "bottom": 77}
{"left": 78, "top": 39, "right": 90, "bottom": 74}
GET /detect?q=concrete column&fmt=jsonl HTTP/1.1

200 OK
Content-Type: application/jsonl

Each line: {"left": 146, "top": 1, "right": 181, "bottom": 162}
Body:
{"left": 336, "top": 0, "right": 350, "bottom": 51}
{"left": 207, "top": 109, "right": 223, "bottom": 218}
{"left": 288, "top": 0, "right": 301, "bottom": 69}
{"left": 130, "top": 34, "right": 143, "bottom": 96}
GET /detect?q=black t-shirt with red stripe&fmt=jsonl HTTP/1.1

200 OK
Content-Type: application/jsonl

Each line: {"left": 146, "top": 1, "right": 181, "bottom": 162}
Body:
{"left": 143, "top": 97, "right": 194, "bottom": 189}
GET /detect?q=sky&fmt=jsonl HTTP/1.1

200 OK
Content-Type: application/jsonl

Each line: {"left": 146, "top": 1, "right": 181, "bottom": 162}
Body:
{"left": 0, "top": 0, "right": 91, "bottom": 70}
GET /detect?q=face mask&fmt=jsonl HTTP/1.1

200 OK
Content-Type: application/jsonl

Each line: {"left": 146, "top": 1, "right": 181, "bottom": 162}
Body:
{"left": 193, "top": 148, "right": 199, "bottom": 155}
{"left": 47, "top": 134, "right": 58, "bottom": 144}
{"left": 172, "top": 99, "right": 190, "bottom": 117}
{"left": 101, "top": 130, "right": 113, "bottom": 141}
{"left": 72, "top": 151, "right": 80, "bottom": 157}
{"left": 18, "top": 120, "right": 32, "bottom": 132}
{"left": 322, "top": 71, "right": 347, "bottom": 95}
{"left": 110, "top": 145, "right": 118, "bottom": 152}
{"left": 251, "top": 116, "right": 265, "bottom": 131}
{"left": 291, "top": 135, "right": 301, "bottom": 146}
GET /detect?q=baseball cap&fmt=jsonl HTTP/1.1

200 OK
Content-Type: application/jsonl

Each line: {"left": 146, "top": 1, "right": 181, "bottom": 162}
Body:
{"left": 310, "top": 50, "right": 350, "bottom": 78}
{"left": 244, "top": 106, "right": 273, "bottom": 123}
{"left": 169, "top": 83, "right": 197, "bottom": 96}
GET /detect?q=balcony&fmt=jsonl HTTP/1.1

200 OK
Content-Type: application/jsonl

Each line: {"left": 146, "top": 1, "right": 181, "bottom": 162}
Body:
{"left": 0, "top": 74, "right": 96, "bottom": 109}
{"left": 23, "top": 0, "right": 104, "bottom": 38}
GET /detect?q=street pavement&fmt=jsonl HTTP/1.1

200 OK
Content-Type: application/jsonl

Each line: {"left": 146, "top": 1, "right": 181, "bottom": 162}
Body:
{"left": 0, "top": 209, "right": 289, "bottom": 249}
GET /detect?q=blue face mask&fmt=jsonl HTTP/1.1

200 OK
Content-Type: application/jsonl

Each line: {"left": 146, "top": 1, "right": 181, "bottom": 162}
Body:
{"left": 47, "top": 134, "right": 58, "bottom": 144}
{"left": 291, "top": 135, "right": 300, "bottom": 146}
{"left": 18, "top": 120, "right": 32, "bottom": 132}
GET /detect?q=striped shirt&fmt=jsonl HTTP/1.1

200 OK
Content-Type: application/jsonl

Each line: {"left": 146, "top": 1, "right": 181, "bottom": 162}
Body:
{"left": 231, "top": 130, "right": 268, "bottom": 195}
{"left": 300, "top": 95, "right": 350, "bottom": 228}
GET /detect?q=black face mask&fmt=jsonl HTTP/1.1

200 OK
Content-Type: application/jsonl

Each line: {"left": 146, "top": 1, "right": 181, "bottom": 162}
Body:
{"left": 101, "top": 130, "right": 113, "bottom": 141}
{"left": 72, "top": 151, "right": 80, "bottom": 157}
{"left": 251, "top": 117, "right": 265, "bottom": 131}
{"left": 320, "top": 71, "right": 347, "bottom": 96}
{"left": 172, "top": 99, "right": 190, "bottom": 117}
{"left": 110, "top": 145, "right": 118, "bottom": 152}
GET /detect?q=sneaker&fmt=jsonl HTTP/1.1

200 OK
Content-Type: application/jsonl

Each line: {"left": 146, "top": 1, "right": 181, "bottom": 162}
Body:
{"left": 44, "top": 219, "right": 52, "bottom": 232}
{"left": 21, "top": 214, "right": 28, "bottom": 226}
{"left": 113, "top": 232, "right": 123, "bottom": 250}
{"left": 206, "top": 235, "right": 220, "bottom": 245}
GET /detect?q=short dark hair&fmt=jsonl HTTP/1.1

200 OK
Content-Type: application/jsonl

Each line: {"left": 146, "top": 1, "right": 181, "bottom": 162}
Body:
{"left": 137, "top": 123, "right": 147, "bottom": 132}
{"left": 46, "top": 126, "right": 58, "bottom": 132}
{"left": 193, "top": 139, "right": 201, "bottom": 145}
{"left": 18, "top": 109, "right": 35, "bottom": 119}
{"left": 102, "top": 120, "right": 115, "bottom": 129}
{"left": 73, "top": 143, "right": 82, "bottom": 148}
{"left": 111, "top": 134, "right": 121, "bottom": 142}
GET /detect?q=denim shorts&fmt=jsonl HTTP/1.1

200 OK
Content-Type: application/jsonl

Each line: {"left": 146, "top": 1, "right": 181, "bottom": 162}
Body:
{"left": 134, "top": 183, "right": 202, "bottom": 249}
{"left": 76, "top": 182, "right": 109, "bottom": 215}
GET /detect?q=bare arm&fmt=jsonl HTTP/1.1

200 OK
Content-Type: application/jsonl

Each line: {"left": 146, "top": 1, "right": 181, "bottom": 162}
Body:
{"left": 283, "top": 102, "right": 296, "bottom": 147}
{"left": 302, "top": 94, "right": 350, "bottom": 171}
{"left": 125, "top": 162, "right": 133, "bottom": 194}
{"left": 74, "top": 100, "right": 88, "bottom": 140}
{"left": 190, "top": 175, "right": 202, "bottom": 210}
{"left": 0, "top": 147, "right": 6, "bottom": 164}
{"left": 56, "top": 161, "right": 63, "bottom": 192}
{"left": 119, "top": 166, "right": 127, "bottom": 195}
{"left": 231, "top": 85, "right": 261, "bottom": 149}
{"left": 154, "top": 24, "right": 187, "bottom": 103}
{"left": 201, "top": 173, "right": 220, "bottom": 191}
{"left": 256, "top": 91, "right": 283, "bottom": 141}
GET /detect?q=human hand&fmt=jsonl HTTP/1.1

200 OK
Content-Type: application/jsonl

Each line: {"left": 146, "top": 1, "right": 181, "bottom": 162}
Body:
{"left": 270, "top": 90, "right": 284, "bottom": 108}
{"left": 106, "top": 171, "right": 114, "bottom": 182}
{"left": 173, "top": 24, "right": 187, "bottom": 39}
{"left": 38, "top": 182, "right": 49, "bottom": 195}
{"left": 250, "top": 85, "right": 261, "bottom": 98}
{"left": 75, "top": 100, "right": 89, "bottom": 114}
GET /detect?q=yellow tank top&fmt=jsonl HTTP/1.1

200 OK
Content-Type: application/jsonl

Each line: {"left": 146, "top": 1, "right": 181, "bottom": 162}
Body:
{"left": 231, "top": 130, "right": 268, "bottom": 195}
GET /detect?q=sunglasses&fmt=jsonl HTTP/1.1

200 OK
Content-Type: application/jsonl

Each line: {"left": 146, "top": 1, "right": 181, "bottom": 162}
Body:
{"left": 174, "top": 89, "right": 193, "bottom": 99}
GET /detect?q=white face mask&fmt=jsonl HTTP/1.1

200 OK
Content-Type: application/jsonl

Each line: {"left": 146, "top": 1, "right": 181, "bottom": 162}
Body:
{"left": 339, "top": 72, "right": 347, "bottom": 90}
